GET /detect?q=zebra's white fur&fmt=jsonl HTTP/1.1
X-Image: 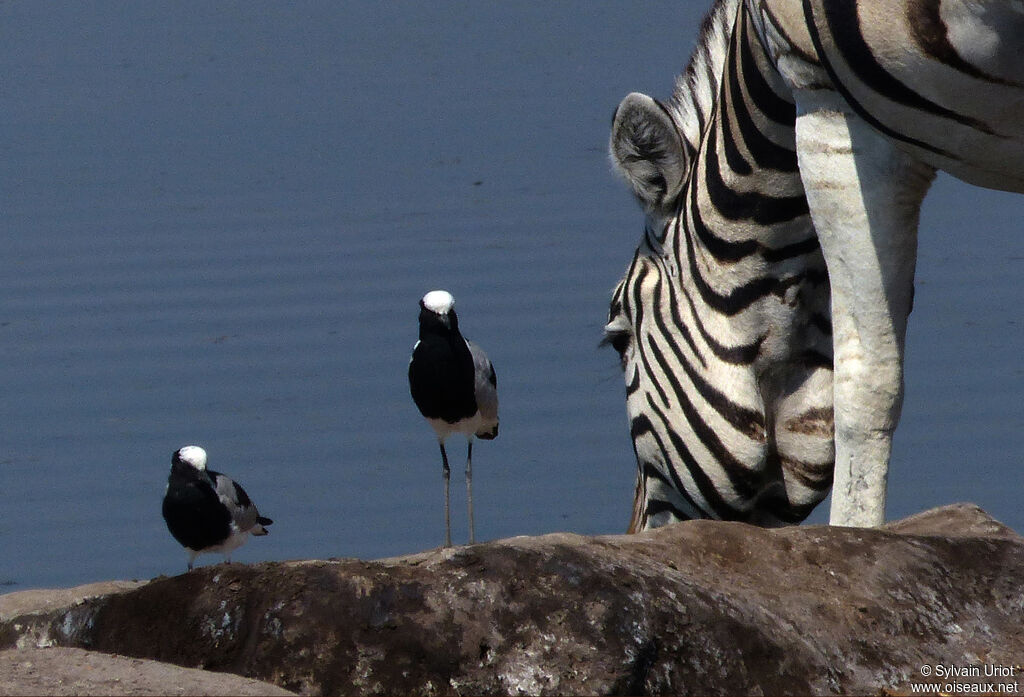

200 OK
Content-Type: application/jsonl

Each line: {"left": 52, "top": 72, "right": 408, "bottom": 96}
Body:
{"left": 608, "top": 0, "right": 1023, "bottom": 529}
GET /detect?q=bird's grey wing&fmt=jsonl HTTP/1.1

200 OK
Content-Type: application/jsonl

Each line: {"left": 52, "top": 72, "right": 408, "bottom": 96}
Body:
{"left": 210, "top": 470, "right": 262, "bottom": 532}
{"left": 467, "top": 340, "right": 499, "bottom": 430}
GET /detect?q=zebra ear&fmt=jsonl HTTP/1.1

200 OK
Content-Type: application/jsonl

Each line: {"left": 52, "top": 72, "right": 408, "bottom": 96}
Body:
{"left": 610, "top": 92, "right": 688, "bottom": 212}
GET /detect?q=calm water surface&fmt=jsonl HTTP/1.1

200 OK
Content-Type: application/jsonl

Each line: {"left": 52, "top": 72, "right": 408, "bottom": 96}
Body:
{"left": 1, "top": 3, "right": 1020, "bottom": 590}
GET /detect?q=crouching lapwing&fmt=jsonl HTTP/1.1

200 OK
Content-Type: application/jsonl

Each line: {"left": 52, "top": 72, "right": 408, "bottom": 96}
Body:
{"left": 409, "top": 290, "right": 498, "bottom": 547}
{"left": 162, "top": 445, "right": 273, "bottom": 571}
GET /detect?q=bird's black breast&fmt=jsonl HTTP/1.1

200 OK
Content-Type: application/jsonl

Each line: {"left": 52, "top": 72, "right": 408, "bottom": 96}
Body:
{"left": 409, "top": 333, "right": 477, "bottom": 424}
{"left": 162, "top": 472, "right": 232, "bottom": 551}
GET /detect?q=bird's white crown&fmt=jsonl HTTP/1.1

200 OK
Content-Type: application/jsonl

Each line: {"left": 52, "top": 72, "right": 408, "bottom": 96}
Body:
{"left": 422, "top": 289, "right": 455, "bottom": 315}
{"left": 178, "top": 445, "right": 208, "bottom": 471}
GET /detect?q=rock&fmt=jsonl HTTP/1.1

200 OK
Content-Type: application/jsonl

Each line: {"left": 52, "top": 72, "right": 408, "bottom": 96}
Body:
{"left": 0, "top": 581, "right": 146, "bottom": 627}
{"left": 1, "top": 503, "right": 1022, "bottom": 696}
{"left": 881, "top": 502, "right": 1020, "bottom": 539}
{"left": 0, "top": 647, "right": 295, "bottom": 696}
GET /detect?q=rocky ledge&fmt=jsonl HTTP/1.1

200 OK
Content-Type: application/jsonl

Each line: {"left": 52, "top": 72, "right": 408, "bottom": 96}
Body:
{"left": 2, "top": 503, "right": 1022, "bottom": 696}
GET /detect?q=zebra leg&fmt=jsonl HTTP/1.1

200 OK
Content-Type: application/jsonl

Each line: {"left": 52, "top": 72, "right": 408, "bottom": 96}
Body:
{"left": 794, "top": 91, "right": 935, "bottom": 527}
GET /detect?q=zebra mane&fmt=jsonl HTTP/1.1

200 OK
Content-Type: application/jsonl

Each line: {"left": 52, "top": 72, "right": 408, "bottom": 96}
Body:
{"left": 669, "top": 0, "right": 740, "bottom": 152}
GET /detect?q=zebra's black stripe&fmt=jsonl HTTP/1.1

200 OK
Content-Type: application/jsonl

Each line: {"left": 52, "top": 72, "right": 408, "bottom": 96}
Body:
{"left": 703, "top": 122, "right": 809, "bottom": 225}
{"left": 762, "top": 235, "right": 820, "bottom": 263}
{"left": 801, "top": 0, "right": 958, "bottom": 158}
{"left": 631, "top": 264, "right": 673, "bottom": 409}
{"left": 672, "top": 335, "right": 766, "bottom": 438}
{"left": 818, "top": 0, "right": 996, "bottom": 134}
{"left": 737, "top": 28, "right": 797, "bottom": 128}
{"left": 668, "top": 236, "right": 766, "bottom": 366}
{"left": 720, "top": 92, "right": 754, "bottom": 177}
{"left": 728, "top": 16, "right": 800, "bottom": 171}
{"left": 684, "top": 218, "right": 805, "bottom": 317}
{"left": 645, "top": 341, "right": 768, "bottom": 501}
{"left": 689, "top": 171, "right": 816, "bottom": 266}
{"left": 646, "top": 394, "right": 746, "bottom": 519}
{"left": 643, "top": 497, "right": 689, "bottom": 523}
{"left": 907, "top": 0, "right": 1020, "bottom": 87}
{"left": 660, "top": 258, "right": 709, "bottom": 368}
{"left": 630, "top": 413, "right": 708, "bottom": 517}
{"left": 689, "top": 185, "right": 760, "bottom": 262}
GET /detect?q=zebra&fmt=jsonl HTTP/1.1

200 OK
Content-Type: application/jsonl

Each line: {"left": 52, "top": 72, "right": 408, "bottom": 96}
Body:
{"left": 604, "top": 0, "right": 1023, "bottom": 530}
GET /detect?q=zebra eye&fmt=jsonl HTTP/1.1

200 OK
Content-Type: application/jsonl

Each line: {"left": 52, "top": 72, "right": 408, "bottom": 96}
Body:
{"left": 608, "top": 330, "right": 631, "bottom": 356}
{"left": 602, "top": 317, "right": 633, "bottom": 362}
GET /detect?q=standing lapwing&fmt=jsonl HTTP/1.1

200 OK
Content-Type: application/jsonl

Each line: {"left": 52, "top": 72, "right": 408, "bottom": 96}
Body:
{"left": 408, "top": 290, "right": 498, "bottom": 547}
{"left": 162, "top": 445, "right": 273, "bottom": 571}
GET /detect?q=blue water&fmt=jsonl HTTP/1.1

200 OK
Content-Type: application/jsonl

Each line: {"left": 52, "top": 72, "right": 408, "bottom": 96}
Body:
{"left": 1, "top": 3, "right": 1020, "bottom": 591}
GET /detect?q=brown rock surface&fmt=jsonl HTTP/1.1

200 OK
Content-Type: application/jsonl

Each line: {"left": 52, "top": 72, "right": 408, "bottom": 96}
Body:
{"left": 0, "top": 647, "right": 295, "bottom": 696}
{"left": 2, "top": 503, "right": 1021, "bottom": 695}
{"left": 0, "top": 581, "right": 146, "bottom": 625}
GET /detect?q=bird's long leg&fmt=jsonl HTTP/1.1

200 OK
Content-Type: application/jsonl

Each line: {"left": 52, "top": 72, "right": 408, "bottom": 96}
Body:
{"left": 466, "top": 438, "right": 474, "bottom": 545}
{"left": 440, "top": 441, "right": 452, "bottom": 547}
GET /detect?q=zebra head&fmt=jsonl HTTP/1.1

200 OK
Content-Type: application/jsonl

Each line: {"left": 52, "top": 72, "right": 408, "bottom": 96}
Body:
{"left": 606, "top": 0, "right": 1024, "bottom": 533}
{"left": 604, "top": 15, "right": 836, "bottom": 533}
{"left": 606, "top": 93, "right": 749, "bottom": 532}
